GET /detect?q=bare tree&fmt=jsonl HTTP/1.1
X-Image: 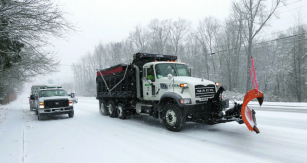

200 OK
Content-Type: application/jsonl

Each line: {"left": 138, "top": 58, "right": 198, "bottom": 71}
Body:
{"left": 93, "top": 43, "right": 106, "bottom": 69}
{"left": 128, "top": 25, "right": 149, "bottom": 52}
{"left": 0, "top": 0, "right": 73, "bottom": 100}
{"left": 71, "top": 41, "right": 133, "bottom": 96}
{"left": 215, "top": 12, "right": 245, "bottom": 91}
{"left": 196, "top": 16, "right": 220, "bottom": 80}
{"left": 0, "top": 0, "right": 72, "bottom": 42}
{"left": 169, "top": 18, "right": 191, "bottom": 56}
{"left": 233, "top": 0, "right": 284, "bottom": 91}
{"left": 184, "top": 33, "right": 203, "bottom": 77}
{"left": 147, "top": 19, "right": 172, "bottom": 54}
{"left": 287, "top": 26, "right": 307, "bottom": 102}
{"left": 107, "top": 42, "right": 123, "bottom": 66}
{"left": 121, "top": 39, "right": 135, "bottom": 63}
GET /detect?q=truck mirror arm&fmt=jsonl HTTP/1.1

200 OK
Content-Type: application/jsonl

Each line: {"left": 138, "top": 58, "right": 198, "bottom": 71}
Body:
{"left": 156, "top": 88, "right": 160, "bottom": 95}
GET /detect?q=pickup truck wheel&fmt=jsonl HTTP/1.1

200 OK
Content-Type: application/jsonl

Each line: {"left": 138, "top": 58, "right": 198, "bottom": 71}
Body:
{"left": 117, "top": 103, "right": 127, "bottom": 119}
{"left": 68, "top": 110, "right": 74, "bottom": 118}
{"left": 99, "top": 100, "right": 109, "bottom": 116}
{"left": 162, "top": 103, "right": 186, "bottom": 132}
{"left": 38, "top": 113, "right": 42, "bottom": 121}
{"left": 108, "top": 100, "right": 117, "bottom": 117}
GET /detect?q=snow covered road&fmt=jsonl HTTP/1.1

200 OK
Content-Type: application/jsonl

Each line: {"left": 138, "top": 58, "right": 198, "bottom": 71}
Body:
{"left": 1, "top": 94, "right": 307, "bottom": 163}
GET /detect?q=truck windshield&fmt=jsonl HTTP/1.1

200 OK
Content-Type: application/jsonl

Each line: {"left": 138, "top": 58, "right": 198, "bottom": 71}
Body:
{"left": 39, "top": 89, "right": 68, "bottom": 97}
{"left": 155, "top": 63, "right": 190, "bottom": 78}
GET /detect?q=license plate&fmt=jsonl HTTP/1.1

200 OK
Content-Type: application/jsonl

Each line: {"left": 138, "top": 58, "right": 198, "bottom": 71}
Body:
{"left": 199, "top": 98, "right": 208, "bottom": 101}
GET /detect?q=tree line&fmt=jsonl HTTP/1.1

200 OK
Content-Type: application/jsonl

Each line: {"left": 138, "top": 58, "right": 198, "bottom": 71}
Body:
{"left": 72, "top": 0, "right": 307, "bottom": 102}
{"left": 0, "top": 0, "right": 72, "bottom": 104}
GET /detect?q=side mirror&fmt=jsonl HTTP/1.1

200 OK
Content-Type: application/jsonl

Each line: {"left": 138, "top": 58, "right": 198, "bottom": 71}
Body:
{"left": 71, "top": 93, "right": 75, "bottom": 98}
{"left": 30, "top": 95, "right": 34, "bottom": 100}
{"left": 167, "top": 74, "right": 173, "bottom": 80}
{"left": 188, "top": 67, "right": 193, "bottom": 77}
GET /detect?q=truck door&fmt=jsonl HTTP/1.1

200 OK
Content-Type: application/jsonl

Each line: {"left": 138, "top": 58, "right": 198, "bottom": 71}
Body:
{"left": 143, "top": 65, "right": 159, "bottom": 101}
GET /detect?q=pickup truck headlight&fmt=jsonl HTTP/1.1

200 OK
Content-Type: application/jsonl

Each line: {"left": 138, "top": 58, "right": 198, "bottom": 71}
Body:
{"left": 69, "top": 100, "right": 73, "bottom": 106}
{"left": 179, "top": 98, "right": 191, "bottom": 104}
{"left": 39, "top": 102, "right": 44, "bottom": 109}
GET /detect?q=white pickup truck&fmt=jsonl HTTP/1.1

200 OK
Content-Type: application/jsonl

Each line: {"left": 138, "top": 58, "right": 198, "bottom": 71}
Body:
{"left": 29, "top": 85, "right": 75, "bottom": 120}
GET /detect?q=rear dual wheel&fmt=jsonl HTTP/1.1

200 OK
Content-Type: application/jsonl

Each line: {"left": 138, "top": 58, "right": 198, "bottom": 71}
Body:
{"left": 108, "top": 100, "right": 117, "bottom": 117}
{"left": 99, "top": 99, "right": 127, "bottom": 119}
{"left": 117, "top": 103, "right": 127, "bottom": 119}
{"left": 99, "top": 100, "right": 109, "bottom": 116}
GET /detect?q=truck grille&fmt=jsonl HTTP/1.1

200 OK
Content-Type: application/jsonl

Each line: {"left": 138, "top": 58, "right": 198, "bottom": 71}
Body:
{"left": 44, "top": 99, "right": 69, "bottom": 108}
{"left": 195, "top": 85, "right": 215, "bottom": 98}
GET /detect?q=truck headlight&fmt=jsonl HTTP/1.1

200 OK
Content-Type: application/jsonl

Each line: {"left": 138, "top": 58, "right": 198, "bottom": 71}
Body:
{"left": 69, "top": 100, "right": 73, "bottom": 106}
{"left": 179, "top": 98, "right": 191, "bottom": 104}
{"left": 39, "top": 102, "right": 44, "bottom": 109}
{"left": 180, "top": 83, "right": 188, "bottom": 88}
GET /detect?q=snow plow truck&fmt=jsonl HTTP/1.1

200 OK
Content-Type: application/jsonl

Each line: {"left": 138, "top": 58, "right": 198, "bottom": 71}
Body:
{"left": 96, "top": 52, "right": 263, "bottom": 133}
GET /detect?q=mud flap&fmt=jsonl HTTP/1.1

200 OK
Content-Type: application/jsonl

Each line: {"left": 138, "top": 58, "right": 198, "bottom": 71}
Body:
{"left": 241, "top": 89, "right": 263, "bottom": 134}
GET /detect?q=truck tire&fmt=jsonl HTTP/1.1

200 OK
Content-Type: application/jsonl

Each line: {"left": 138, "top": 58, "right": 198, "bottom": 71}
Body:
{"left": 99, "top": 100, "right": 109, "bottom": 116}
{"left": 108, "top": 100, "right": 117, "bottom": 117}
{"left": 117, "top": 103, "right": 127, "bottom": 119}
{"left": 162, "top": 103, "right": 186, "bottom": 132}
{"left": 68, "top": 110, "right": 74, "bottom": 118}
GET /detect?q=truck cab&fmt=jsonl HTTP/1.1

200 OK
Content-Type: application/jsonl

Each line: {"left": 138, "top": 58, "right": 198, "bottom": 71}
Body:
{"left": 30, "top": 85, "right": 62, "bottom": 111}
{"left": 142, "top": 61, "right": 218, "bottom": 104}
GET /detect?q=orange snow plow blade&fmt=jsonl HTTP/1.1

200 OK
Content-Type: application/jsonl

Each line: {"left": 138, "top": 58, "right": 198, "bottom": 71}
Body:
{"left": 241, "top": 89, "right": 264, "bottom": 134}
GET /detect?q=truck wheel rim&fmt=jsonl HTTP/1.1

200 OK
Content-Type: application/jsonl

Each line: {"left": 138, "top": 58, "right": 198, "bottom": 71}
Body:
{"left": 166, "top": 110, "right": 176, "bottom": 126}
{"left": 117, "top": 106, "right": 122, "bottom": 117}
{"left": 100, "top": 104, "right": 105, "bottom": 114}
{"left": 108, "top": 104, "right": 113, "bottom": 114}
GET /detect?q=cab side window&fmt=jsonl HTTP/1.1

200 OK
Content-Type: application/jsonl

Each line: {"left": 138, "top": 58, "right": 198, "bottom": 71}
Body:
{"left": 147, "top": 66, "right": 155, "bottom": 82}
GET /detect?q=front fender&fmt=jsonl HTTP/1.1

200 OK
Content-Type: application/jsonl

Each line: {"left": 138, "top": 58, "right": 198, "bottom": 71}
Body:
{"left": 159, "top": 92, "right": 183, "bottom": 107}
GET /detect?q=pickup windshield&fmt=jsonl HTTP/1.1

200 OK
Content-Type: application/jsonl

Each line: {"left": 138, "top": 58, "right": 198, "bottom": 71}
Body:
{"left": 155, "top": 63, "right": 190, "bottom": 78}
{"left": 39, "top": 89, "right": 68, "bottom": 97}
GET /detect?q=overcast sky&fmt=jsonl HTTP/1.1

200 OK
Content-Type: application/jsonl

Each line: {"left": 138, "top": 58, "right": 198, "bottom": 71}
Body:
{"left": 36, "top": 0, "right": 307, "bottom": 85}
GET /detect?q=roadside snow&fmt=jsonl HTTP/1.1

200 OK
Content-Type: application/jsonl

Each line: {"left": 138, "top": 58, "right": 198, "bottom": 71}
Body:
{"left": 0, "top": 106, "right": 9, "bottom": 126}
{"left": 0, "top": 99, "right": 26, "bottom": 163}
{"left": 0, "top": 92, "right": 307, "bottom": 163}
